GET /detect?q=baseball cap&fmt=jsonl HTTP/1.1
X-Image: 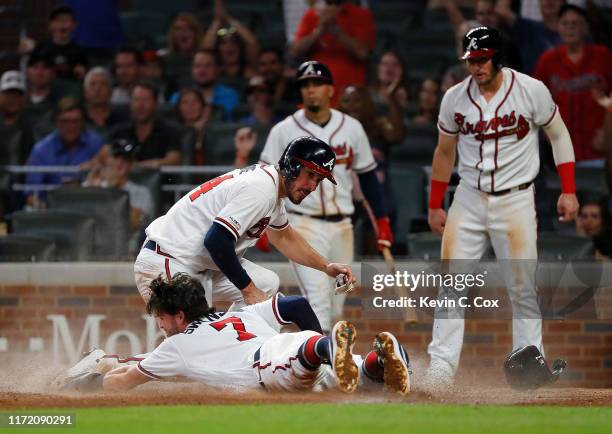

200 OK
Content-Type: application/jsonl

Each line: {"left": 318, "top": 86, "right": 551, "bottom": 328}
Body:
{"left": 109, "top": 139, "right": 138, "bottom": 160}
{"left": 246, "top": 76, "right": 272, "bottom": 95}
{"left": 0, "top": 71, "right": 26, "bottom": 92}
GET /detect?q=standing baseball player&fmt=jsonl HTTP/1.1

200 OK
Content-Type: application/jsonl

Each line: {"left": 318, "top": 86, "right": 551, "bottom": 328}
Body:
{"left": 426, "top": 27, "right": 579, "bottom": 386}
{"left": 259, "top": 60, "right": 393, "bottom": 331}
{"left": 134, "top": 136, "right": 355, "bottom": 309}
{"left": 57, "top": 273, "right": 411, "bottom": 395}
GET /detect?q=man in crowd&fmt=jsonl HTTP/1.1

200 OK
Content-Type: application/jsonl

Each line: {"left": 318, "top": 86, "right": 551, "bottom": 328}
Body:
{"left": 83, "top": 67, "right": 129, "bottom": 136}
{"left": 111, "top": 48, "right": 142, "bottom": 104}
{"left": 0, "top": 71, "right": 34, "bottom": 166}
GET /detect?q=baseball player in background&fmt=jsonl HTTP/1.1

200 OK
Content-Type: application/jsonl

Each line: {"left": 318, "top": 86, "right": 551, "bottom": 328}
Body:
{"left": 426, "top": 27, "right": 579, "bottom": 387}
{"left": 57, "top": 273, "right": 411, "bottom": 395}
{"left": 259, "top": 60, "right": 393, "bottom": 331}
{"left": 133, "top": 136, "right": 355, "bottom": 309}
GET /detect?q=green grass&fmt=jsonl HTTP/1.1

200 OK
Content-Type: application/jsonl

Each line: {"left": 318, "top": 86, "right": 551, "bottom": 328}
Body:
{"left": 2, "top": 404, "right": 611, "bottom": 434}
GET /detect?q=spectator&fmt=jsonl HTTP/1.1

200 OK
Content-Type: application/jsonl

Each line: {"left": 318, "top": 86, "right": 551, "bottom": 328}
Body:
{"left": 496, "top": 0, "right": 563, "bottom": 74}
{"left": 30, "top": 6, "right": 88, "bottom": 81}
{"left": 441, "top": 63, "right": 469, "bottom": 93}
{"left": 84, "top": 139, "right": 154, "bottom": 256}
{"left": 575, "top": 198, "right": 611, "bottom": 259}
{"left": 337, "top": 85, "right": 405, "bottom": 228}
{"left": 441, "top": 0, "right": 521, "bottom": 70}
{"left": 370, "top": 51, "right": 410, "bottom": 112}
{"left": 111, "top": 48, "right": 142, "bottom": 105}
{"left": 202, "top": 0, "right": 259, "bottom": 80}
{"left": 257, "top": 48, "right": 299, "bottom": 105}
{"left": 283, "top": 0, "right": 321, "bottom": 43}
{"left": 413, "top": 78, "right": 441, "bottom": 125}
{"left": 26, "top": 50, "right": 60, "bottom": 111}
{"left": 533, "top": 4, "right": 612, "bottom": 164}
{"left": 83, "top": 67, "right": 129, "bottom": 136}
{"left": 176, "top": 88, "right": 210, "bottom": 165}
{"left": 290, "top": 0, "right": 375, "bottom": 105}
{"left": 106, "top": 82, "right": 182, "bottom": 168}
{"left": 240, "top": 76, "right": 282, "bottom": 127}
{"left": 0, "top": 71, "right": 35, "bottom": 166}
{"left": 169, "top": 49, "right": 239, "bottom": 120}
{"left": 166, "top": 13, "right": 203, "bottom": 58}
{"left": 141, "top": 51, "right": 167, "bottom": 102}
{"left": 25, "top": 97, "right": 103, "bottom": 208}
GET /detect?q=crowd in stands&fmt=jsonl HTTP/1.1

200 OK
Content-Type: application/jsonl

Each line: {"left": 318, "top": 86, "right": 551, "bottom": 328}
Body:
{"left": 0, "top": 0, "right": 611, "bottom": 259}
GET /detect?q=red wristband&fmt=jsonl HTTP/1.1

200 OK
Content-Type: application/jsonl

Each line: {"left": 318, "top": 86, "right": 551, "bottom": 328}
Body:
{"left": 429, "top": 179, "right": 449, "bottom": 209}
{"left": 556, "top": 162, "right": 576, "bottom": 194}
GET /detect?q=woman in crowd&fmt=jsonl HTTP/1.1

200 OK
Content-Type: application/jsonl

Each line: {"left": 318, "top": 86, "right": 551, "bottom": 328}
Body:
{"left": 412, "top": 78, "right": 441, "bottom": 125}
{"left": 338, "top": 85, "right": 405, "bottom": 229}
{"left": 162, "top": 13, "right": 204, "bottom": 94}
{"left": 176, "top": 88, "right": 210, "bottom": 165}
{"left": 370, "top": 50, "right": 410, "bottom": 113}
{"left": 576, "top": 198, "right": 611, "bottom": 260}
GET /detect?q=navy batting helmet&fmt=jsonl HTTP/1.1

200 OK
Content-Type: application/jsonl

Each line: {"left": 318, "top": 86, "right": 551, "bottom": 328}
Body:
{"left": 503, "top": 345, "right": 567, "bottom": 390}
{"left": 295, "top": 60, "right": 334, "bottom": 87}
{"left": 461, "top": 26, "right": 503, "bottom": 67}
{"left": 279, "top": 136, "right": 337, "bottom": 185}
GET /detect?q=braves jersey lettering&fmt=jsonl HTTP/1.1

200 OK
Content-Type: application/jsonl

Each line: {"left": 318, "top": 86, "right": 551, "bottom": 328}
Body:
{"left": 137, "top": 295, "right": 289, "bottom": 387}
{"left": 260, "top": 109, "right": 376, "bottom": 215}
{"left": 145, "top": 165, "right": 288, "bottom": 271}
{"left": 438, "top": 68, "right": 557, "bottom": 192}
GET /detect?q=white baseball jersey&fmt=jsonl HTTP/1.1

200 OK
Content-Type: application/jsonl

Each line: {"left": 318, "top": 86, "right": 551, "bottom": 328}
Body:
{"left": 145, "top": 165, "right": 288, "bottom": 271}
{"left": 260, "top": 108, "right": 377, "bottom": 216}
{"left": 137, "top": 294, "right": 290, "bottom": 388}
{"left": 438, "top": 68, "right": 557, "bottom": 192}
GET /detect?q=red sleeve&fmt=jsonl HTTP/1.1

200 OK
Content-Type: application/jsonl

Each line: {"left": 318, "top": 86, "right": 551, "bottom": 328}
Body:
{"left": 354, "top": 8, "right": 375, "bottom": 50}
{"left": 532, "top": 51, "right": 550, "bottom": 85}
{"left": 295, "top": 9, "right": 319, "bottom": 41}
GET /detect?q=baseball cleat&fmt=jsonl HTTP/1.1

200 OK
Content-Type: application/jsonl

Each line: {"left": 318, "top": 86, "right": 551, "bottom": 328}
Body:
{"left": 374, "top": 332, "right": 411, "bottom": 396}
{"left": 52, "top": 348, "right": 106, "bottom": 389}
{"left": 330, "top": 320, "right": 359, "bottom": 393}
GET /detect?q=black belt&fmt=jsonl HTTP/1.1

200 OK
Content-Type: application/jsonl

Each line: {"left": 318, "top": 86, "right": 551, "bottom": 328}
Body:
{"left": 290, "top": 211, "right": 347, "bottom": 222}
{"left": 481, "top": 182, "right": 532, "bottom": 197}
{"left": 143, "top": 239, "right": 175, "bottom": 259}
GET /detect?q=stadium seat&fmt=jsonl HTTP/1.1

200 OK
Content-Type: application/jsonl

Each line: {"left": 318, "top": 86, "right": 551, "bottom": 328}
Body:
{"left": 120, "top": 12, "right": 171, "bottom": 48}
{"left": 11, "top": 210, "right": 95, "bottom": 261}
{"left": 0, "top": 234, "right": 56, "bottom": 262}
{"left": 547, "top": 167, "right": 609, "bottom": 196}
{"left": 47, "top": 187, "right": 130, "bottom": 260}
{"left": 406, "top": 232, "right": 442, "bottom": 260}
{"left": 129, "top": 0, "right": 200, "bottom": 14}
{"left": 537, "top": 232, "right": 594, "bottom": 261}
{"left": 389, "top": 165, "right": 426, "bottom": 245}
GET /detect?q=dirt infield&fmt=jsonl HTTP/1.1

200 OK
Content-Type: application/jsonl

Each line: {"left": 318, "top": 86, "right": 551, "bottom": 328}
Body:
{"left": 2, "top": 385, "right": 611, "bottom": 410}
{"left": 1, "top": 352, "right": 610, "bottom": 409}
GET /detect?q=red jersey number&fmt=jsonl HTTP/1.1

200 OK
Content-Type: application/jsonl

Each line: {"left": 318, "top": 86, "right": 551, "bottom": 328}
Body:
{"left": 210, "top": 316, "right": 257, "bottom": 341}
{"left": 189, "top": 174, "right": 234, "bottom": 202}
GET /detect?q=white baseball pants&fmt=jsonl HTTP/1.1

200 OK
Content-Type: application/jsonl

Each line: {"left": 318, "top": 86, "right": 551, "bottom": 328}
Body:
{"left": 133, "top": 242, "right": 280, "bottom": 307}
{"left": 427, "top": 182, "right": 543, "bottom": 376}
{"left": 287, "top": 214, "right": 354, "bottom": 331}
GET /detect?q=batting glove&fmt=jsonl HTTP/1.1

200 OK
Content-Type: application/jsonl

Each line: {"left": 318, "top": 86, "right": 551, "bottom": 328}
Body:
{"left": 376, "top": 217, "right": 393, "bottom": 251}
{"left": 255, "top": 232, "right": 272, "bottom": 253}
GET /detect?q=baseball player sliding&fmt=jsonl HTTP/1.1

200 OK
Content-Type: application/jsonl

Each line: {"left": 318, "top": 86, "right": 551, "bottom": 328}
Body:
{"left": 259, "top": 60, "right": 393, "bottom": 331}
{"left": 56, "top": 273, "right": 411, "bottom": 395}
{"left": 426, "top": 27, "right": 579, "bottom": 388}
{"left": 133, "top": 136, "right": 355, "bottom": 309}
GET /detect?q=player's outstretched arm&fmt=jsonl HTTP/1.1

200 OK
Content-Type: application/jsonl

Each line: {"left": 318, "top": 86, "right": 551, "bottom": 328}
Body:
{"left": 268, "top": 225, "right": 355, "bottom": 284}
{"left": 103, "top": 365, "right": 151, "bottom": 392}
{"left": 428, "top": 132, "right": 458, "bottom": 235}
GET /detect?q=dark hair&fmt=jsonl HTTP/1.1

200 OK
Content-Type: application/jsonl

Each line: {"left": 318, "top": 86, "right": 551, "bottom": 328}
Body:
{"left": 146, "top": 273, "right": 214, "bottom": 322}
{"left": 49, "top": 5, "right": 74, "bottom": 21}
{"left": 54, "top": 96, "right": 85, "bottom": 119}
{"left": 258, "top": 47, "right": 284, "bottom": 62}
{"left": 194, "top": 48, "right": 221, "bottom": 66}
{"left": 559, "top": 4, "right": 588, "bottom": 21}
{"left": 176, "top": 87, "right": 206, "bottom": 121}
{"left": 116, "top": 47, "right": 144, "bottom": 65}
{"left": 131, "top": 80, "right": 159, "bottom": 101}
